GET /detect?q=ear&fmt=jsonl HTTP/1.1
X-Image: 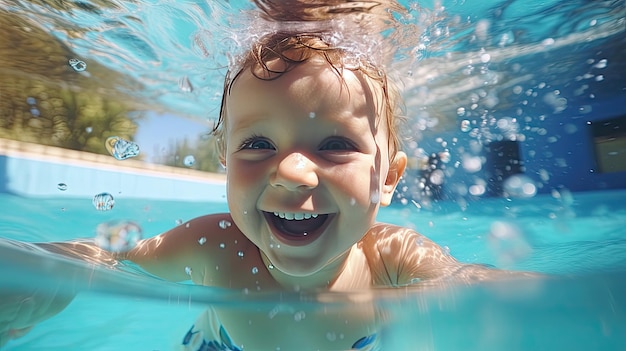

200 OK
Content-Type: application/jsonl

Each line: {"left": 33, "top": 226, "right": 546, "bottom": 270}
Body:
{"left": 380, "top": 151, "right": 407, "bottom": 206}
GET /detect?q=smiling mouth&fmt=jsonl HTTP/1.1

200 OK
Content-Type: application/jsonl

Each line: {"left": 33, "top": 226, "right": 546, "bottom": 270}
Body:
{"left": 263, "top": 211, "right": 331, "bottom": 243}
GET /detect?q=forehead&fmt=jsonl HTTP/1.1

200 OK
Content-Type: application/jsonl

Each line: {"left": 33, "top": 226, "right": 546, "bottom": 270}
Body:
{"left": 226, "top": 57, "right": 385, "bottom": 130}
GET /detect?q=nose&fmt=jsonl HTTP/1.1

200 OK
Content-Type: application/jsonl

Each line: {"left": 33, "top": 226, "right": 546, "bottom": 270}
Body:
{"left": 270, "top": 152, "right": 319, "bottom": 190}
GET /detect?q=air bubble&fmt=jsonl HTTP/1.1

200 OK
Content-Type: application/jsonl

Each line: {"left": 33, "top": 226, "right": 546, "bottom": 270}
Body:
{"left": 503, "top": 174, "right": 537, "bottom": 198}
{"left": 176, "top": 219, "right": 183, "bottom": 225}
{"left": 460, "top": 120, "right": 471, "bottom": 132}
{"left": 185, "top": 266, "right": 193, "bottom": 276}
{"left": 293, "top": 311, "right": 306, "bottom": 322}
{"left": 94, "top": 220, "right": 142, "bottom": 252}
{"left": 593, "top": 59, "right": 607, "bottom": 69}
{"left": 219, "top": 219, "right": 232, "bottom": 229}
{"left": 251, "top": 267, "right": 258, "bottom": 274}
{"left": 105, "top": 136, "right": 140, "bottom": 160}
{"left": 237, "top": 251, "right": 244, "bottom": 258}
{"left": 57, "top": 183, "right": 68, "bottom": 191}
{"left": 487, "top": 221, "right": 532, "bottom": 266}
{"left": 219, "top": 243, "right": 225, "bottom": 249}
{"left": 198, "top": 237, "right": 207, "bottom": 245}
{"left": 326, "top": 332, "right": 337, "bottom": 342}
{"left": 308, "top": 112, "right": 316, "bottom": 118}
{"left": 92, "top": 192, "right": 115, "bottom": 211}
{"left": 68, "top": 58, "right": 87, "bottom": 71}
{"left": 26, "top": 97, "right": 36, "bottom": 105}
{"left": 183, "top": 155, "right": 195, "bottom": 167}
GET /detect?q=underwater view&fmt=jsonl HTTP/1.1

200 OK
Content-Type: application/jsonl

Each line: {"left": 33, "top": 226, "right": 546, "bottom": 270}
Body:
{"left": 1, "top": 0, "right": 625, "bottom": 350}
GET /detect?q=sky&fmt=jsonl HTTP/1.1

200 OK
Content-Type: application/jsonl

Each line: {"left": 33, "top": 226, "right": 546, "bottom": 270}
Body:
{"left": 134, "top": 112, "right": 211, "bottom": 163}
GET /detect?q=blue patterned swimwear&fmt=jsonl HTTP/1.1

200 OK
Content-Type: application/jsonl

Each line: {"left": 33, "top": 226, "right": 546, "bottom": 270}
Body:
{"left": 180, "top": 308, "right": 378, "bottom": 351}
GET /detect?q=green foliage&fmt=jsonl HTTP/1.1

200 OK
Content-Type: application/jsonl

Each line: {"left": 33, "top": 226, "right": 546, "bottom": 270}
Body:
{"left": 0, "top": 10, "right": 143, "bottom": 156}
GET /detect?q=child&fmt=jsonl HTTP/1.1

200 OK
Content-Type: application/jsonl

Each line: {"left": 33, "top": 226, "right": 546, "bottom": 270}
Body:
{"left": 1, "top": 1, "right": 536, "bottom": 349}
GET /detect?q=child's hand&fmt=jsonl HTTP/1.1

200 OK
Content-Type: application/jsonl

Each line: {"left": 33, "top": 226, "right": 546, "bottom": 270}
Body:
{"left": 0, "top": 289, "right": 73, "bottom": 347}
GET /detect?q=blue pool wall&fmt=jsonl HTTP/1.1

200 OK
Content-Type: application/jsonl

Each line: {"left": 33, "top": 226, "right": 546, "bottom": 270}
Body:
{"left": 417, "top": 94, "right": 626, "bottom": 197}
{"left": 0, "top": 138, "right": 227, "bottom": 202}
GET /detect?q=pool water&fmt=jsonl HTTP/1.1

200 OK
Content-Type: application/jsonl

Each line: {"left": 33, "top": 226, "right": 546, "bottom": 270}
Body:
{"left": 1, "top": 0, "right": 626, "bottom": 350}
{"left": 1, "top": 190, "right": 625, "bottom": 350}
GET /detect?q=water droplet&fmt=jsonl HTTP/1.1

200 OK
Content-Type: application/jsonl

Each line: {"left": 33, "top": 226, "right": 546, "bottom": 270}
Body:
{"left": 105, "top": 136, "right": 140, "bottom": 160}
{"left": 175, "top": 219, "right": 183, "bottom": 225}
{"left": 460, "top": 119, "right": 471, "bottom": 132}
{"left": 251, "top": 266, "right": 258, "bottom": 274}
{"left": 294, "top": 311, "right": 306, "bottom": 321}
{"left": 218, "top": 219, "right": 232, "bottom": 229}
{"left": 85, "top": 126, "right": 93, "bottom": 133}
{"left": 503, "top": 174, "right": 537, "bottom": 198}
{"left": 308, "top": 112, "right": 316, "bottom": 118}
{"left": 30, "top": 108, "right": 40, "bottom": 117}
{"left": 237, "top": 251, "right": 244, "bottom": 258}
{"left": 593, "top": 59, "right": 607, "bottom": 69}
{"left": 185, "top": 266, "right": 193, "bottom": 276}
{"left": 94, "top": 220, "right": 142, "bottom": 252}
{"left": 268, "top": 263, "right": 274, "bottom": 270}
{"left": 183, "top": 155, "right": 195, "bottom": 167}
{"left": 68, "top": 58, "right": 87, "bottom": 71}
{"left": 415, "top": 237, "right": 424, "bottom": 246}
{"left": 487, "top": 221, "right": 532, "bottom": 266}
{"left": 219, "top": 243, "right": 225, "bottom": 249}
{"left": 26, "top": 97, "right": 36, "bottom": 105}
{"left": 456, "top": 107, "right": 466, "bottom": 116}
{"left": 92, "top": 192, "right": 115, "bottom": 211}
{"left": 198, "top": 237, "right": 207, "bottom": 245}
{"left": 178, "top": 76, "right": 193, "bottom": 92}
{"left": 57, "top": 183, "right": 68, "bottom": 191}
{"left": 370, "top": 190, "right": 380, "bottom": 204}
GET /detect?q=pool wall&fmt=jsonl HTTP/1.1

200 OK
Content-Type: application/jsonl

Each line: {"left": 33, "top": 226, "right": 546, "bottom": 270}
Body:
{"left": 0, "top": 138, "right": 227, "bottom": 202}
{"left": 417, "top": 94, "right": 626, "bottom": 197}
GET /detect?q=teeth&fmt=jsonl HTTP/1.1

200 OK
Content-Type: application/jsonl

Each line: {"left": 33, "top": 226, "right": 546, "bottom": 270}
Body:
{"left": 273, "top": 212, "right": 319, "bottom": 220}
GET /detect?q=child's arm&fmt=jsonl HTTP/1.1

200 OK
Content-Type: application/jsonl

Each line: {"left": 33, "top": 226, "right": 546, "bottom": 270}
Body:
{"left": 363, "top": 223, "right": 538, "bottom": 287}
{"left": 119, "top": 213, "right": 239, "bottom": 285}
{"left": 0, "top": 213, "right": 235, "bottom": 346}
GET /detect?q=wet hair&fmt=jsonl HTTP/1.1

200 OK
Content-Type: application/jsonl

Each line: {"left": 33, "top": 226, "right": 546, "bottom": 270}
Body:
{"left": 213, "top": 0, "right": 405, "bottom": 159}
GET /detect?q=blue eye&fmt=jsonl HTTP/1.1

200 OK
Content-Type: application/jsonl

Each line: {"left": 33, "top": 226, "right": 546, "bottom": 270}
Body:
{"left": 320, "top": 138, "right": 356, "bottom": 151}
{"left": 240, "top": 137, "right": 275, "bottom": 150}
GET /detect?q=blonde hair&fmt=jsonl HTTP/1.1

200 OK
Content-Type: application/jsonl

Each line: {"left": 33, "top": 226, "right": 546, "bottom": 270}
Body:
{"left": 213, "top": 1, "right": 405, "bottom": 158}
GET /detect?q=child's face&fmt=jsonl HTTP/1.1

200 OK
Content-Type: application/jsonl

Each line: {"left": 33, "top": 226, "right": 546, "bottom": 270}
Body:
{"left": 222, "top": 57, "right": 405, "bottom": 278}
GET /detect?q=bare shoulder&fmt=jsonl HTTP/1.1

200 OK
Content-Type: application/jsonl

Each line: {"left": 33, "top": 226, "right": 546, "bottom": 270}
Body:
{"left": 125, "top": 213, "right": 254, "bottom": 284}
{"left": 357, "top": 223, "right": 458, "bottom": 286}
{"left": 359, "top": 223, "right": 540, "bottom": 286}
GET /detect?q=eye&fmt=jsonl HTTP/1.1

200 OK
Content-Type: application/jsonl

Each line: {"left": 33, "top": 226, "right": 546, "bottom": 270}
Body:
{"left": 240, "top": 136, "right": 275, "bottom": 150}
{"left": 319, "top": 138, "right": 357, "bottom": 151}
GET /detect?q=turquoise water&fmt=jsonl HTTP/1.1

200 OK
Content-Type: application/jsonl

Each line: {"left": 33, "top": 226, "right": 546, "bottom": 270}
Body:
{"left": 2, "top": 0, "right": 626, "bottom": 349}
{"left": 1, "top": 190, "right": 626, "bottom": 350}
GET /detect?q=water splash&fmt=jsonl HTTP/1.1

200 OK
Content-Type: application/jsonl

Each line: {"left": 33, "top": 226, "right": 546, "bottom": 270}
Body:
{"left": 105, "top": 136, "right": 140, "bottom": 160}
{"left": 92, "top": 192, "right": 115, "bottom": 211}
{"left": 68, "top": 58, "right": 87, "bottom": 71}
